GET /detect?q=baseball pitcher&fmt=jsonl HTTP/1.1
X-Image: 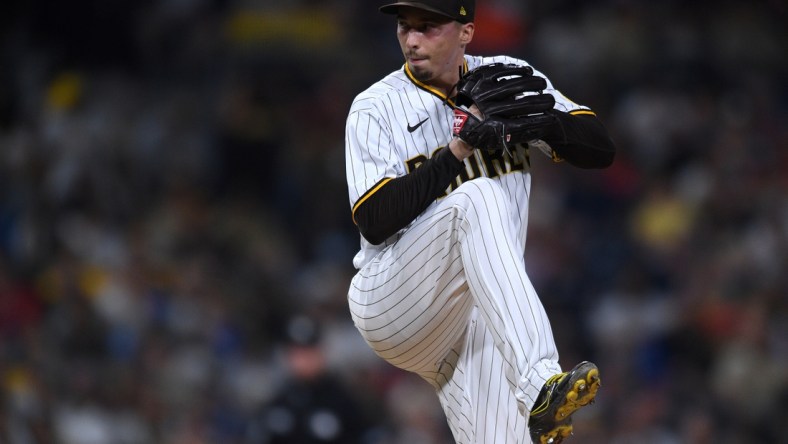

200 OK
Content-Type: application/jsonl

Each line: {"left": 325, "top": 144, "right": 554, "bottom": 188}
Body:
{"left": 344, "top": 1, "right": 616, "bottom": 442}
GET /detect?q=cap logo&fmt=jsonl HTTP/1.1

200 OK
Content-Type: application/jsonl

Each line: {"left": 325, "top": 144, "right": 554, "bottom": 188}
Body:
{"left": 459, "top": 6, "right": 467, "bottom": 16}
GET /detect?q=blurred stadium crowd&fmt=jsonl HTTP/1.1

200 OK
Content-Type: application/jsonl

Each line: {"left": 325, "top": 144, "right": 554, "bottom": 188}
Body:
{"left": 0, "top": 0, "right": 786, "bottom": 443}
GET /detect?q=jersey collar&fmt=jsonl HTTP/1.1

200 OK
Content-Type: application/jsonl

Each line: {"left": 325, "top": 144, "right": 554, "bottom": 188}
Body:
{"left": 404, "top": 59, "right": 469, "bottom": 107}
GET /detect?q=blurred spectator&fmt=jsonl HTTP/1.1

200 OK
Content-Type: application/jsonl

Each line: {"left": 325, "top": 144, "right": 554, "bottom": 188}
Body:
{"left": 248, "top": 314, "right": 381, "bottom": 444}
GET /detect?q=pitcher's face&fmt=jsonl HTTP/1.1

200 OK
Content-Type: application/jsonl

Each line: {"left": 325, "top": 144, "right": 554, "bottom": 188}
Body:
{"left": 396, "top": 7, "right": 474, "bottom": 93}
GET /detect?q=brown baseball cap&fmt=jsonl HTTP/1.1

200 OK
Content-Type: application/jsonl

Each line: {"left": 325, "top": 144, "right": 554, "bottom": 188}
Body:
{"left": 380, "top": 0, "right": 475, "bottom": 24}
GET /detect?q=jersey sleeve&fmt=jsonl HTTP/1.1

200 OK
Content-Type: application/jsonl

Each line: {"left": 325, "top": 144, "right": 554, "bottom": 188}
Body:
{"left": 345, "top": 103, "right": 404, "bottom": 209}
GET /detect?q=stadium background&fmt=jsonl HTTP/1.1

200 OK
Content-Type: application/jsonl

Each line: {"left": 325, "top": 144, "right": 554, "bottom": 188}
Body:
{"left": 0, "top": 0, "right": 785, "bottom": 442}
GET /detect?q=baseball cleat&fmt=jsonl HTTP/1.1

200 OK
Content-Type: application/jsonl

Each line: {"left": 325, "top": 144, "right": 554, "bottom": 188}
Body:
{"left": 528, "top": 361, "right": 601, "bottom": 444}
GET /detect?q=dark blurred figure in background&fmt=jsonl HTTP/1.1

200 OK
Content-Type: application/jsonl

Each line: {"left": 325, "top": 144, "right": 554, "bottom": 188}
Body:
{"left": 0, "top": 0, "right": 786, "bottom": 443}
{"left": 248, "top": 314, "right": 381, "bottom": 443}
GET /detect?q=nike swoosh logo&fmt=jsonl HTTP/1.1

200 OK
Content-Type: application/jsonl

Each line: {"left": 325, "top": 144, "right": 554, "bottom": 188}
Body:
{"left": 407, "top": 117, "right": 429, "bottom": 133}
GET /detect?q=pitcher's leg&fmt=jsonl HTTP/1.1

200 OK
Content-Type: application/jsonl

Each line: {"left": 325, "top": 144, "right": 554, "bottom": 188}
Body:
{"left": 435, "top": 308, "right": 530, "bottom": 444}
{"left": 350, "top": 177, "right": 563, "bottom": 433}
{"left": 447, "top": 178, "right": 562, "bottom": 413}
{"left": 348, "top": 202, "right": 475, "bottom": 376}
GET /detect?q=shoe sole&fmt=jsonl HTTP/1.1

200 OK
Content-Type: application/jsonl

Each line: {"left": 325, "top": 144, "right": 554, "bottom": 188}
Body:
{"left": 554, "top": 362, "right": 600, "bottom": 421}
{"left": 535, "top": 362, "right": 601, "bottom": 444}
{"left": 537, "top": 423, "right": 574, "bottom": 444}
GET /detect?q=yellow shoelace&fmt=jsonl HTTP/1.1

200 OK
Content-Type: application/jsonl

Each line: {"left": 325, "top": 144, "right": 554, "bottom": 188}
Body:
{"left": 530, "top": 372, "right": 567, "bottom": 416}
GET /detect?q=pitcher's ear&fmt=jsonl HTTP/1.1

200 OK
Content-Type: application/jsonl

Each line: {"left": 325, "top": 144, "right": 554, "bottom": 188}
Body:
{"left": 460, "top": 22, "right": 474, "bottom": 45}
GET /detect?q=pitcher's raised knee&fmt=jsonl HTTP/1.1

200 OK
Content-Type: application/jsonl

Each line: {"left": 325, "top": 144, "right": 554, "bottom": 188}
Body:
{"left": 445, "top": 177, "right": 509, "bottom": 214}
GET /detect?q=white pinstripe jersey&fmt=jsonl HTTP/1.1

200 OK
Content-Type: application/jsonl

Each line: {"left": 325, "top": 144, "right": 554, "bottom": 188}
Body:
{"left": 345, "top": 54, "right": 591, "bottom": 269}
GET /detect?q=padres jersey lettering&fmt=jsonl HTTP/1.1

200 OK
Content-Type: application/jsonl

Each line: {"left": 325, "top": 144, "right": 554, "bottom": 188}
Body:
{"left": 404, "top": 146, "right": 528, "bottom": 196}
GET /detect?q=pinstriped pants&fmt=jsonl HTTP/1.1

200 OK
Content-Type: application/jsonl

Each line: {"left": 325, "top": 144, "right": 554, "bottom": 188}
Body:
{"left": 348, "top": 177, "right": 561, "bottom": 443}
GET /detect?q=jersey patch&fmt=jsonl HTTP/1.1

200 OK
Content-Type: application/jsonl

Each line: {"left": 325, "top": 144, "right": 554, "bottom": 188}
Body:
{"left": 453, "top": 112, "right": 469, "bottom": 134}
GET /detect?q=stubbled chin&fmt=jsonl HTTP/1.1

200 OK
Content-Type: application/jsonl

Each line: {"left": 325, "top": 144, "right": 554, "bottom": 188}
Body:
{"left": 408, "top": 63, "right": 432, "bottom": 82}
